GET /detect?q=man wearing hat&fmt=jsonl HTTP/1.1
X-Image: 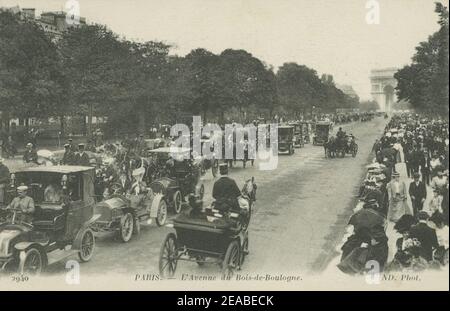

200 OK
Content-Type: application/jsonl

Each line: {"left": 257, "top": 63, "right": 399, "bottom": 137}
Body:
{"left": 212, "top": 164, "right": 241, "bottom": 212}
{"left": 61, "top": 144, "right": 76, "bottom": 165}
{"left": 23, "top": 143, "right": 38, "bottom": 164}
{"left": 67, "top": 137, "right": 77, "bottom": 153}
{"left": 6, "top": 185, "right": 35, "bottom": 223}
{"left": 75, "top": 144, "right": 90, "bottom": 166}
{"left": 409, "top": 172, "right": 427, "bottom": 217}
{"left": 409, "top": 211, "right": 439, "bottom": 261}
{"left": 0, "top": 158, "right": 10, "bottom": 204}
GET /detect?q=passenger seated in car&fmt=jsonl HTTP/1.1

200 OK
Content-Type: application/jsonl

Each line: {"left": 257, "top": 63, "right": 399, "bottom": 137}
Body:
{"left": 129, "top": 167, "right": 153, "bottom": 211}
{"left": 6, "top": 185, "right": 35, "bottom": 223}
{"left": 44, "top": 184, "right": 62, "bottom": 203}
{"left": 212, "top": 164, "right": 241, "bottom": 213}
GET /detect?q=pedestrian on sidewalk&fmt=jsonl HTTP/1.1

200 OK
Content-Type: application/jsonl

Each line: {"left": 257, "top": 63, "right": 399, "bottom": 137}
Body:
{"left": 387, "top": 172, "right": 410, "bottom": 222}
{"left": 409, "top": 172, "right": 427, "bottom": 217}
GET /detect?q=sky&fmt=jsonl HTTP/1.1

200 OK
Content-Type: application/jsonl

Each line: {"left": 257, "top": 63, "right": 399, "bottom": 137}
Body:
{"left": 1, "top": 0, "right": 447, "bottom": 100}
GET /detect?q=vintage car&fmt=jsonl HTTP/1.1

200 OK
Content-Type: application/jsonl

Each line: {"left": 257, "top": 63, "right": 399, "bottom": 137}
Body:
{"left": 92, "top": 191, "right": 167, "bottom": 243}
{"left": 199, "top": 135, "right": 219, "bottom": 177}
{"left": 277, "top": 126, "right": 295, "bottom": 155}
{"left": 148, "top": 147, "right": 205, "bottom": 214}
{"left": 158, "top": 178, "right": 257, "bottom": 278}
{"left": 300, "top": 121, "right": 311, "bottom": 144}
{"left": 289, "top": 122, "right": 304, "bottom": 148}
{"left": 313, "top": 121, "right": 332, "bottom": 146}
{"left": 0, "top": 166, "right": 99, "bottom": 275}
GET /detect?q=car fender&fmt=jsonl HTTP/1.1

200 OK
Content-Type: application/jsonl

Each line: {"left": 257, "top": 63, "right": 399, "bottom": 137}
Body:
{"left": 150, "top": 193, "right": 164, "bottom": 218}
{"left": 14, "top": 242, "right": 48, "bottom": 266}
{"left": 72, "top": 227, "right": 95, "bottom": 251}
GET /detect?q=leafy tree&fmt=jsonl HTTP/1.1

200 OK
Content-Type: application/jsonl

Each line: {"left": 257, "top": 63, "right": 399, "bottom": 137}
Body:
{"left": 395, "top": 2, "right": 449, "bottom": 115}
{"left": 0, "top": 11, "right": 62, "bottom": 129}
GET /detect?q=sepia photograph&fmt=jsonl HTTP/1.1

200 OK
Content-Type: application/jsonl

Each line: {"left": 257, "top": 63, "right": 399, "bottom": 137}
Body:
{"left": 0, "top": 0, "right": 448, "bottom": 294}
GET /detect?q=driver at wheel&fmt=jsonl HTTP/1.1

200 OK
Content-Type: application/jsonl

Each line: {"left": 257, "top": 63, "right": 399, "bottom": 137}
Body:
{"left": 336, "top": 127, "right": 346, "bottom": 139}
{"left": 6, "top": 185, "right": 35, "bottom": 223}
{"left": 212, "top": 164, "right": 241, "bottom": 213}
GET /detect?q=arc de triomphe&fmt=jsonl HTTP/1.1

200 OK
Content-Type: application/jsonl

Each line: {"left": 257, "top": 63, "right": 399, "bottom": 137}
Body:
{"left": 370, "top": 68, "right": 398, "bottom": 112}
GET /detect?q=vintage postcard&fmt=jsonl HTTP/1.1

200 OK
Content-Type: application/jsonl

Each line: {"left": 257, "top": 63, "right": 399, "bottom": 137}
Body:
{"left": 0, "top": 0, "right": 448, "bottom": 292}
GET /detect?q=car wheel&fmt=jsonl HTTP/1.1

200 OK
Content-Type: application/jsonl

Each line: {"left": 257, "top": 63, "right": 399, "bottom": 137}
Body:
{"left": 78, "top": 228, "right": 95, "bottom": 262}
{"left": 222, "top": 240, "right": 240, "bottom": 278}
{"left": 118, "top": 213, "right": 134, "bottom": 243}
{"left": 19, "top": 247, "right": 43, "bottom": 275}
{"left": 156, "top": 200, "right": 168, "bottom": 226}
{"left": 173, "top": 190, "right": 182, "bottom": 214}
{"left": 133, "top": 216, "right": 141, "bottom": 235}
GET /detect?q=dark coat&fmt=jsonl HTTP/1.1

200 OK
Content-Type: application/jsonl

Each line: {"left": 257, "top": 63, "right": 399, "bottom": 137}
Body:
{"left": 61, "top": 150, "right": 77, "bottom": 165}
{"left": 75, "top": 152, "right": 90, "bottom": 167}
{"left": 0, "top": 163, "right": 10, "bottom": 184}
{"left": 23, "top": 149, "right": 38, "bottom": 163}
{"left": 212, "top": 176, "right": 241, "bottom": 211}
{"left": 409, "top": 181, "right": 427, "bottom": 202}
{"left": 213, "top": 176, "right": 241, "bottom": 200}
{"left": 409, "top": 222, "right": 439, "bottom": 261}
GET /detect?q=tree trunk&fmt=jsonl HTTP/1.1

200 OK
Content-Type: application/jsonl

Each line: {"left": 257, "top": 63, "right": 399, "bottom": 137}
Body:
{"left": 59, "top": 115, "right": 65, "bottom": 138}
{"left": 138, "top": 113, "right": 146, "bottom": 134}
{"left": 87, "top": 103, "right": 93, "bottom": 138}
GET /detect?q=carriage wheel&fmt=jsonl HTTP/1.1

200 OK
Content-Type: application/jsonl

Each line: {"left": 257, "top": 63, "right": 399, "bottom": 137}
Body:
{"left": 211, "top": 160, "right": 219, "bottom": 177}
{"left": 156, "top": 200, "right": 168, "bottom": 226}
{"left": 133, "top": 216, "right": 141, "bottom": 235}
{"left": 159, "top": 233, "right": 178, "bottom": 278}
{"left": 240, "top": 236, "right": 249, "bottom": 267}
{"left": 18, "top": 248, "right": 43, "bottom": 275}
{"left": 118, "top": 213, "right": 134, "bottom": 243}
{"left": 352, "top": 145, "right": 358, "bottom": 158}
{"left": 222, "top": 240, "right": 240, "bottom": 278}
{"left": 173, "top": 191, "right": 182, "bottom": 214}
{"left": 78, "top": 229, "right": 95, "bottom": 262}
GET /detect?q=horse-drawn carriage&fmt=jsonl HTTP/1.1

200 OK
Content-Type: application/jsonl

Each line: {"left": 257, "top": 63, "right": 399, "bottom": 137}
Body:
{"left": 158, "top": 178, "right": 256, "bottom": 278}
{"left": 0, "top": 166, "right": 98, "bottom": 274}
{"left": 278, "top": 126, "right": 295, "bottom": 155}
{"left": 324, "top": 135, "right": 358, "bottom": 158}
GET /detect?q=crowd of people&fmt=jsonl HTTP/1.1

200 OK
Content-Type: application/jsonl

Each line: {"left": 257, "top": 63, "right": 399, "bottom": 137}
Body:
{"left": 338, "top": 113, "right": 449, "bottom": 274}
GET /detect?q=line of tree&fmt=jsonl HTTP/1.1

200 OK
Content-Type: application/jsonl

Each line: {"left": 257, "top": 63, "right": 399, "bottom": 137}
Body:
{"left": 1, "top": 9, "right": 360, "bottom": 137}
{"left": 394, "top": 2, "right": 449, "bottom": 116}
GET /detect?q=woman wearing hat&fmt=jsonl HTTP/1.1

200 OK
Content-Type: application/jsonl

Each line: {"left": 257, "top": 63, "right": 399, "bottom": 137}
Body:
{"left": 6, "top": 185, "right": 35, "bottom": 223}
{"left": 387, "top": 171, "right": 410, "bottom": 222}
{"left": 23, "top": 143, "right": 38, "bottom": 164}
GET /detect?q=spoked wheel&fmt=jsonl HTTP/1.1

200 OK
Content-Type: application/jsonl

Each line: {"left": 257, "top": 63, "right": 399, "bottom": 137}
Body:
{"left": 18, "top": 248, "right": 43, "bottom": 275}
{"left": 173, "top": 190, "right": 182, "bottom": 214}
{"left": 222, "top": 240, "right": 240, "bottom": 278}
{"left": 211, "top": 160, "right": 219, "bottom": 177}
{"left": 240, "top": 236, "right": 249, "bottom": 267}
{"left": 197, "top": 184, "right": 205, "bottom": 200}
{"left": 156, "top": 200, "right": 168, "bottom": 226}
{"left": 133, "top": 216, "right": 141, "bottom": 236}
{"left": 159, "top": 233, "right": 178, "bottom": 278}
{"left": 118, "top": 213, "right": 134, "bottom": 242}
{"left": 78, "top": 229, "right": 95, "bottom": 262}
{"left": 352, "top": 145, "right": 358, "bottom": 157}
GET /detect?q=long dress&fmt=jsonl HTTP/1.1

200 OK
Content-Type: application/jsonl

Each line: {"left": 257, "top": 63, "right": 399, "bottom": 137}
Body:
{"left": 387, "top": 180, "right": 410, "bottom": 222}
